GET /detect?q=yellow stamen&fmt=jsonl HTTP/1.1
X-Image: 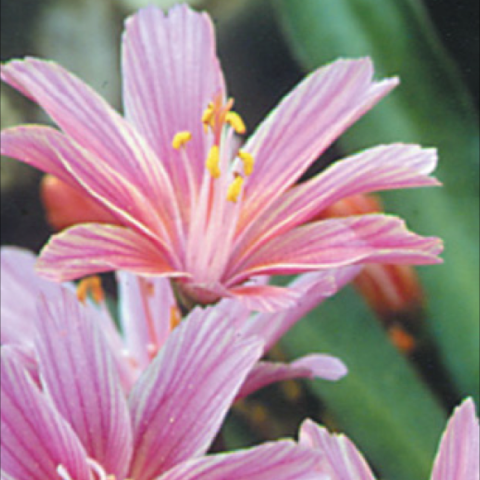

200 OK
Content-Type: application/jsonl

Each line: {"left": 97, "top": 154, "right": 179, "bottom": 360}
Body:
{"left": 172, "top": 131, "right": 192, "bottom": 150}
{"left": 169, "top": 305, "right": 182, "bottom": 331}
{"left": 202, "top": 103, "right": 215, "bottom": 132}
{"left": 76, "top": 276, "right": 104, "bottom": 304}
{"left": 206, "top": 145, "right": 221, "bottom": 178}
{"left": 227, "top": 175, "right": 244, "bottom": 203}
{"left": 237, "top": 150, "right": 255, "bottom": 176}
{"left": 225, "top": 111, "right": 246, "bottom": 135}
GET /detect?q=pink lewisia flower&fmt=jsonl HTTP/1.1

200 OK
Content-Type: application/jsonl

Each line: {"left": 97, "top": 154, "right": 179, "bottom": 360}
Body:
{"left": 1, "top": 287, "right": 332, "bottom": 480}
{"left": 299, "top": 398, "right": 479, "bottom": 480}
{"left": 1, "top": 246, "right": 352, "bottom": 403}
{"left": 1, "top": 4, "right": 442, "bottom": 312}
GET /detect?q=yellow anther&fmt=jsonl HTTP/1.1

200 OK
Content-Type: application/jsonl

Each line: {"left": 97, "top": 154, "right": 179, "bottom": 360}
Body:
{"left": 225, "top": 111, "right": 246, "bottom": 135}
{"left": 172, "top": 131, "right": 192, "bottom": 150}
{"left": 202, "top": 103, "right": 215, "bottom": 132}
{"left": 169, "top": 305, "right": 182, "bottom": 331}
{"left": 237, "top": 150, "right": 255, "bottom": 176}
{"left": 227, "top": 175, "right": 244, "bottom": 203}
{"left": 76, "top": 276, "right": 105, "bottom": 304}
{"left": 206, "top": 145, "right": 221, "bottom": 178}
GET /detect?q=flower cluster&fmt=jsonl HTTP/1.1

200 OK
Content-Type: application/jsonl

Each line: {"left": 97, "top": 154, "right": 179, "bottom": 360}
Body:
{"left": 1, "top": 6, "right": 442, "bottom": 312}
{"left": 0, "top": 4, "right": 477, "bottom": 480}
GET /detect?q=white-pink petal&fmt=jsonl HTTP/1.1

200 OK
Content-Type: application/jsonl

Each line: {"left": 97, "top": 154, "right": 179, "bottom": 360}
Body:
{"left": 1, "top": 125, "right": 179, "bottom": 262}
{"left": 300, "top": 419, "right": 377, "bottom": 480}
{"left": 0, "top": 126, "right": 78, "bottom": 187}
{"left": 128, "top": 308, "right": 264, "bottom": 480}
{"left": 37, "top": 223, "right": 190, "bottom": 282}
{"left": 237, "top": 354, "right": 347, "bottom": 399}
{"left": 156, "top": 441, "right": 327, "bottom": 480}
{"left": 122, "top": 4, "right": 225, "bottom": 215}
{"left": 238, "top": 58, "right": 398, "bottom": 236}
{"left": 226, "top": 283, "right": 304, "bottom": 313}
{"left": 430, "top": 398, "right": 479, "bottom": 480}
{"left": 117, "top": 271, "right": 177, "bottom": 371}
{"left": 229, "top": 215, "right": 442, "bottom": 283}
{"left": 240, "top": 269, "right": 358, "bottom": 351}
{"left": 1, "top": 58, "right": 184, "bottom": 245}
{"left": 34, "top": 290, "right": 133, "bottom": 479}
{"left": 0, "top": 247, "right": 63, "bottom": 345}
{"left": 1, "top": 348, "right": 91, "bottom": 480}
{"left": 234, "top": 144, "right": 439, "bottom": 261}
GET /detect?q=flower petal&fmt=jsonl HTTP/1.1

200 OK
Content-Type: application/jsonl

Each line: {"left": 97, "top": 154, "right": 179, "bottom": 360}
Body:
{"left": 431, "top": 398, "right": 479, "bottom": 480}
{"left": 122, "top": 4, "right": 225, "bottom": 207}
{"left": 117, "top": 271, "right": 177, "bottom": 371}
{"left": 2, "top": 125, "right": 183, "bottom": 263}
{"left": 234, "top": 144, "right": 439, "bottom": 259}
{"left": 237, "top": 354, "right": 347, "bottom": 399}
{"left": 1, "top": 347, "right": 91, "bottom": 480}
{"left": 34, "top": 289, "right": 133, "bottom": 478}
{"left": 229, "top": 215, "right": 442, "bottom": 283}
{"left": 156, "top": 441, "right": 326, "bottom": 480}
{"left": 1, "top": 126, "right": 77, "bottom": 186}
{"left": 1, "top": 58, "right": 183, "bottom": 243}
{"left": 226, "top": 284, "right": 304, "bottom": 313}
{"left": 128, "top": 308, "right": 264, "bottom": 480}
{"left": 0, "top": 246, "right": 64, "bottom": 345}
{"left": 240, "top": 269, "right": 359, "bottom": 350}
{"left": 299, "top": 419, "right": 376, "bottom": 480}
{"left": 239, "top": 58, "right": 398, "bottom": 233}
{"left": 37, "top": 223, "right": 190, "bottom": 282}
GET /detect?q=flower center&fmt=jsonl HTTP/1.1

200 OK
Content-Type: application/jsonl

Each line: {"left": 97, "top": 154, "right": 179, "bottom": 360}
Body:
{"left": 172, "top": 93, "right": 255, "bottom": 203}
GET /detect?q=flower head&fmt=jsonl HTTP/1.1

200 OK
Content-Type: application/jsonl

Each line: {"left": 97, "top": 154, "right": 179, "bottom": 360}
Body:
{"left": 1, "top": 4, "right": 442, "bottom": 311}
{"left": 1, "top": 246, "right": 351, "bottom": 398}
{"left": 1, "top": 273, "right": 329, "bottom": 480}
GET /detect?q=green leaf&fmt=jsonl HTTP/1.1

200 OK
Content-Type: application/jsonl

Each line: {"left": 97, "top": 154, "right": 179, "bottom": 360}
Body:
{"left": 274, "top": 0, "right": 479, "bottom": 400}
{"left": 281, "top": 286, "right": 447, "bottom": 480}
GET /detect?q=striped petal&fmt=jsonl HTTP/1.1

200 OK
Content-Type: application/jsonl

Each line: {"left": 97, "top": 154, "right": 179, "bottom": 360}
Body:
{"left": 239, "top": 58, "right": 398, "bottom": 234}
{"left": 300, "top": 419, "right": 376, "bottom": 480}
{"left": 228, "top": 215, "right": 442, "bottom": 284}
{"left": 157, "top": 441, "right": 326, "bottom": 480}
{"left": 34, "top": 289, "right": 133, "bottom": 479}
{"left": 1, "top": 58, "right": 183, "bottom": 243}
{"left": 237, "top": 354, "right": 347, "bottom": 399}
{"left": 1, "top": 347, "right": 91, "bottom": 480}
{"left": 128, "top": 308, "right": 264, "bottom": 480}
{"left": 37, "top": 223, "right": 189, "bottom": 282}
{"left": 226, "top": 284, "right": 305, "bottom": 313}
{"left": 122, "top": 4, "right": 225, "bottom": 211}
{"left": 234, "top": 144, "right": 439, "bottom": 259}
{"left": 431, "top": 398, "right": 479, "bottom": 480}
{"left": 0, "top": 246, "right": 64, "bottom": 346}
{"left": 240, "top": 269, "right": 355, "bottom": 350}
{"left": 1, "top": 126, "right": 77, "bottom": 187}
{"left": 117, "top": 271, "right": 177, "bottom": 371}
{"left": 2, "top": 125, "right": 180, "bottom": 259}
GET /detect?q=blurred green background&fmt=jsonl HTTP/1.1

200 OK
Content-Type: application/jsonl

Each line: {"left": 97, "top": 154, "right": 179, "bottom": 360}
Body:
{"left": 1, "top": 1, "right": 478, "bottom": 478}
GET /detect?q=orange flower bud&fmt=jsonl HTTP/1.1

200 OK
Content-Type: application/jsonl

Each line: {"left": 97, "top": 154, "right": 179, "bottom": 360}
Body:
{"left": 40, "top": 174, "right": 117, "bottom": 231}
{"left": 319, "top": 194, "right": 425, "bottom": 353}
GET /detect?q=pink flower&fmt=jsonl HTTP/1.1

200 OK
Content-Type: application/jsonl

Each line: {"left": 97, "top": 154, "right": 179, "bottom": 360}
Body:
{"left": 299, "top": 398, "right": 479, "bottom": 480}
{"left": 1, "top": 4, "right": 442, "bottom": 311}
{"left": 1, "top": 246, "right": 352, "bottom": 403}
{"left": 1, "top": 281, "right": 329, "bottom": 479}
